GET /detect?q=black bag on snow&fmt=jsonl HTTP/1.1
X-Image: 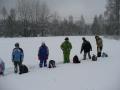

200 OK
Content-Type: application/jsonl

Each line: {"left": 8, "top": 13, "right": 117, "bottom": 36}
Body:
{"left": 92, "top": 54, "right": 97, "bottom": 61}
{"left": 73, "top": 55, "right": 80, "bottom": 63}
{"left": 101, "top": 52, "right": 108, "bottom": 58}
{"left": 19, "top": 64, "right": 28, "bottom": 74}
{"left": 48, "top": 60, "right": 56, "bottom": 68}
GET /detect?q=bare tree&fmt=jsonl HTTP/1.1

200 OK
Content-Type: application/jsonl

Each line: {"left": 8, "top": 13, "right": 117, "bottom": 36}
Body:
{"left": 10, "top": 8, "right": 16, "bottom": 20}
{"left": 68, "top": 15, "right": 74, "bottom": 24}
{"left": 0, "top": 0, "right": 4, "bottom": 9}
{"left": 1, "top": 6, "right": 8, "bottom": 20}
{"left": 37, "top": 2, "right": 51, "bottom": 36}
{"left": 17, "top": 0, "right": 35, "bottom": 36}
{"left": 17, "top": 0, "right": 51, "bottom": 36}
{"left": 49, "top": 12, "right": 61, "bottom": 35}
{"left": 4, "top": 8, "right": 17, "bottom": 37}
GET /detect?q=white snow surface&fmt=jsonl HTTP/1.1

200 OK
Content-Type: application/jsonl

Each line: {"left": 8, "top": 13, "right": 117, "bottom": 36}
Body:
{"left": 0, "top": 36, "right": 120, "bottom": 90}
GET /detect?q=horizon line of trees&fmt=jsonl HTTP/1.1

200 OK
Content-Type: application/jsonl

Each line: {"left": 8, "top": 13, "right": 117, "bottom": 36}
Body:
{"left": 0, "top": 0, "right": 120, "bottom": 37}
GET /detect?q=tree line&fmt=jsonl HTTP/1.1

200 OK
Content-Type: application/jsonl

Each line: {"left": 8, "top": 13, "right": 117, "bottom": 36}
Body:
{"left": 0, "top": 0, "right": 120, "bottom": 37}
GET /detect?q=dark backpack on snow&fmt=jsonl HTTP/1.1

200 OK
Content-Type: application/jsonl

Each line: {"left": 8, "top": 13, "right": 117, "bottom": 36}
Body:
{"left": 48, "top": 60, "right": 56, "bottom": 68}
{"left": 19, "top": 64, "right": 28, "bottom": 74}
{"left": 92, "top": 54, "right": 97, "bottom": 61}
{"left": 73, "top": 55, "right": 80, "bottom": 63}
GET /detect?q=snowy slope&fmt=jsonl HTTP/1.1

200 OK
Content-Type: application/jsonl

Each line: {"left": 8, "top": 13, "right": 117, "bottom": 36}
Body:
{"left": 0, "top": 36, "right": 120, "bottom": 90}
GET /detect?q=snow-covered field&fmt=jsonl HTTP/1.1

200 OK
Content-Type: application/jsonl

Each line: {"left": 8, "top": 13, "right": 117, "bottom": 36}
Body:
{"left": 0, "top": 36, "right": 120, "bottom": 90}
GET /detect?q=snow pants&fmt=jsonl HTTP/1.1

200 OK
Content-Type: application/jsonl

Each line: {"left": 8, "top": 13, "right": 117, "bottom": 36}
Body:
{"left": 83, "top": 52, "right": 91, "bottom": 60}
{"left": 13, "top": 61, "right": 22, "bottom": 73}
{"left": 97, "top": 46, "right": 103, "bottom": 57}
{"left": 63, "top": 52, "right": 70, "bottom": 63}
{"left": 39, "top": 59, "right": 47, "bottom": 68}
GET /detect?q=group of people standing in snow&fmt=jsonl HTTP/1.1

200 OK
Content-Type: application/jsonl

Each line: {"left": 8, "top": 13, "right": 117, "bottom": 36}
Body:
{"left": 61, "top": 35, "right": 103, "bottom": 63}
{"left": 0, "top": 36, "right": 103, "bottom": 75}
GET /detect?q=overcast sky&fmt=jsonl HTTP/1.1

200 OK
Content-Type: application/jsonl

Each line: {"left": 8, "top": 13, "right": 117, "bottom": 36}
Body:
{"left": 4, "top": 0, "right": 107, "bottom": 22}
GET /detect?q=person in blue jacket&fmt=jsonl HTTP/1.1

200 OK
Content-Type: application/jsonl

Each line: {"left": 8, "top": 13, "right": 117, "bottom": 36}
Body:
{"left": 12, "top": 43, "right": 24, "bottom": 73}
{"left": 38, "top": 42, "right": 49, "bottom": 68}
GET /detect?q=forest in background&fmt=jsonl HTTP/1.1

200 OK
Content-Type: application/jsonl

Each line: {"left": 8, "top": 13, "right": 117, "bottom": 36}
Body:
{"left": 0, "top": 0, "right": 120, "bottom": 37}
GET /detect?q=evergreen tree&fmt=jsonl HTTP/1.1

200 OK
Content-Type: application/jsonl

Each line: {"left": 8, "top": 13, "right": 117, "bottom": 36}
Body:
{"left": 91, "top": 15, "right": 101, "bottom": 35}
{"left": 104, "top": 0, "right": 120, "bottom": 35}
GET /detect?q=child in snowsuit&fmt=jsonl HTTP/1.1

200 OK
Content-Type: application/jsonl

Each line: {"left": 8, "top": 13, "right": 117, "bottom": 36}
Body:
{"left": 95, "top": 36, "right": 103, "bottom": 57}
{"left": 0, "top": 58, "right": 5, "bottom": 76}
{"left": 12, "top": 43, "right": 24, "bottom": 73}
{"left": 61, "top": 37, "right": 72, "bottom": 63}
{"left": 38, "top": 42, "right": 49, "bottom": 68}
{"left": 80, "top": 37, "right": 92, "bottom": 60}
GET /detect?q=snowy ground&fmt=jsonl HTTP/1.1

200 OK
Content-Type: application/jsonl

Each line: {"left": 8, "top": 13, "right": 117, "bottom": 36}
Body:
{"left": 0, "top": 36, "right": 120, "bottom": 90}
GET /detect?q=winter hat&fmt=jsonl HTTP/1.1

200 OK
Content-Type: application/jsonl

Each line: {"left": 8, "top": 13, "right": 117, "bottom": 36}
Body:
{"left": 82, "top": 37, "right": 86, "bottom": 41}
{"left": 65, "top": 37, "right": 69, "bottom": 41}
{"left": 15, "top": 43, "right": 19, "bottom": 47}
{"left": 95, "top": 35, "right": 99, "bottom": 39}
{"left": 41, "top": 42, "right": 45, "bottom": 46}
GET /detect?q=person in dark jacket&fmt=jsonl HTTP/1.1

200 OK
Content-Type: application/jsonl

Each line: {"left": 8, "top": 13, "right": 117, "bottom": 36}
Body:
{"left": 38, "top": 42, "right": 49, "bottom": 68}
{"left": 80, "top": 37, "right": 92, "bottom": 60}
{"left": 12, "top": 43, "right": 24, "bottom": 73}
